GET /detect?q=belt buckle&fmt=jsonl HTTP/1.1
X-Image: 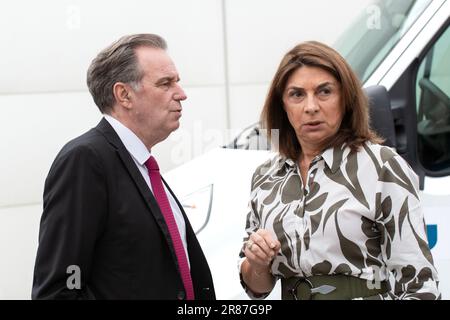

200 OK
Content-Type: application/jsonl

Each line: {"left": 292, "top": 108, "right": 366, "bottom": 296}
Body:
{"left": 289, "top": 277, "right": 336, "bottom": 300}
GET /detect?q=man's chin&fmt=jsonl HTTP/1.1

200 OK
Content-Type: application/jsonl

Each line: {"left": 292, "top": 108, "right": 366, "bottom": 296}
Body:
{"left": 172, "top": 121, "right": 181, "bottom": 131}
{"left": 166, "top": 122, "right": 181, "bottom": 135}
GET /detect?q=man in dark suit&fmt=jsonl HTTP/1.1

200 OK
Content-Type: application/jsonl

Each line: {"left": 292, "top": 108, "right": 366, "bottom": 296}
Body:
{"left": 32, "top": 34, "right": 215, "bottom": 300}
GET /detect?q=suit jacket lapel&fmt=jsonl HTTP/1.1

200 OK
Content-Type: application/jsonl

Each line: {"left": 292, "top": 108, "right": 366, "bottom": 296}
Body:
{"left": 95, "top": 118, "right": 180, "bottom": 266}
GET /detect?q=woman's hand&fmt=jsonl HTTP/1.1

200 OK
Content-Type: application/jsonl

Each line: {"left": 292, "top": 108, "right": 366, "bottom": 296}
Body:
{"left": 244, "top": 229, "right": 281, "bottom": 273}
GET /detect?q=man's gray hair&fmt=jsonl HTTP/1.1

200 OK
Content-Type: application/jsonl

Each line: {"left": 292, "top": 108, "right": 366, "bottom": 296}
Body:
{"left": 86, "top": 33, "right": 167, "bottom": 114}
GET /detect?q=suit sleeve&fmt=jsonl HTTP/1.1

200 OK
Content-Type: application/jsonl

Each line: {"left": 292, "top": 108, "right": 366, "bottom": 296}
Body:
{"left": 32, "top": 144, "right": 107, "bottom": 299}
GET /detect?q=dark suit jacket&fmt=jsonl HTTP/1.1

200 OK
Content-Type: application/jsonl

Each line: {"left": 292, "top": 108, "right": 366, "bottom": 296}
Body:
{"left": 32, "top": 118, "right": 215, "bottom": 300}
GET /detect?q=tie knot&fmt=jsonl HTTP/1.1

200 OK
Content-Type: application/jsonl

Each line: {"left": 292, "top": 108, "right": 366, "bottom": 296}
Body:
{"left": 145, "top": 156, "right": 159, "bottom": 171}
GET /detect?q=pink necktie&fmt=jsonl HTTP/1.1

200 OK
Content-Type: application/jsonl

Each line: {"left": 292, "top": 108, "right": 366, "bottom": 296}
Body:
{"left": 145, "top": 156, "right": 195, "bottom": 300}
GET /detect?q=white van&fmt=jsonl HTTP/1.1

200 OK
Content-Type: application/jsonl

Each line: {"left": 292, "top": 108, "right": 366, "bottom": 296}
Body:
{"left": 165, "top": 0, "right": 450, "bottom": 299}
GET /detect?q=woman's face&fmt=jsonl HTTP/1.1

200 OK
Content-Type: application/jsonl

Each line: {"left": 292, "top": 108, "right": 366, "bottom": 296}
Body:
{"left": 282, "top": 65, "right": 344, "bottom": 151}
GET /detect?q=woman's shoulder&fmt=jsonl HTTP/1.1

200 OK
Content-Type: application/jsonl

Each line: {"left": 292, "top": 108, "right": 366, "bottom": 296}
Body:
{"left": 359, "top": 141, "right": 402, "bottom": 167}
{"left": 251, "top": 154, "right": 292, "bottom": 180}
{"left": 249, "top": 154, "right": 295, "bottom": 192}
{"left": 361, "top": 142, "right": 419, "bottom": 196}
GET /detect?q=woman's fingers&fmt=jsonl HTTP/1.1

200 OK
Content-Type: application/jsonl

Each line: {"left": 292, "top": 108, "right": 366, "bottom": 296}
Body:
{"left": 252, "top": 232, "right": 273, "bottom": 258}
{"left": 255, "top": 229, "right": 281, "bottom": 257}
{"left": 245, "top": 243, "right": 272, "bottom": 266}
{"left": 245, "top": 229, "right": 280, "bottom": 266}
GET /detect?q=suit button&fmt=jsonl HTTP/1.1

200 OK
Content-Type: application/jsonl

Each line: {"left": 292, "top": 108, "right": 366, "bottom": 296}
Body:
{"left": 177, "top": 291, "right": 185, "bottom": 300}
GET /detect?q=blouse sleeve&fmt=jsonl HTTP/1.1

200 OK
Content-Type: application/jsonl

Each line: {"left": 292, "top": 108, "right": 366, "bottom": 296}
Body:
{"left": 368, "top": 154, "right": 441, "bottom": 300}
{"left": 237, "top": 169, "right": 273, "bottom": 300}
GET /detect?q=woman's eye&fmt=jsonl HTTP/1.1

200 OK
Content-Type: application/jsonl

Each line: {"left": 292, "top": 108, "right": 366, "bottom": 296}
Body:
{"left": 318, "top": 88, "right": 331, "bottom": 95}
{"left": 289, "top": 91, "right": 303, "bottom": 98}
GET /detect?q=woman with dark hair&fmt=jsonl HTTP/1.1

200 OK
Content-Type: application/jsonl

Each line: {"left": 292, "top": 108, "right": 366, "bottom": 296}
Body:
{"left": 238, "top": 41, "right": 440, "bottom": 300}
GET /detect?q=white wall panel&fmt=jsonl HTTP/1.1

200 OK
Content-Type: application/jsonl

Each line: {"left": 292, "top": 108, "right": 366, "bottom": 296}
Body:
{"left": 229, "top": 84, "right": 269, "bottom": 130}
{"left": 0, "top": 204, "right": 41, "bottom": 299}
{"left": 0, "top": 0, "right": 224, "bottom": 94}
{"left": 0, "top": 92, "right": 101, "bottom": 207}
{"left": 225, "top": 0, "right": 373, "bottom": 84}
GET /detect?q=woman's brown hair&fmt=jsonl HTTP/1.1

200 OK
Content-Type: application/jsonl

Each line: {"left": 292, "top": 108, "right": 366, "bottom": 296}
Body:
{"left": 261, "top": 41, "right": 382, "bottom": 160}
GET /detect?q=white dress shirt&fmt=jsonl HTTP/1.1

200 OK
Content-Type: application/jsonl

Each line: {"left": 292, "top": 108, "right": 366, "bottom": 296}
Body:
{"left": 104, "top": 115, "right": 190, "bottom": 266}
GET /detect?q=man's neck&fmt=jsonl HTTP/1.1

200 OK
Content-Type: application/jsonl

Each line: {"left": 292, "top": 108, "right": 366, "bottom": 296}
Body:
{"left": 106, "top": 112, "right": 158, "bottom": 151}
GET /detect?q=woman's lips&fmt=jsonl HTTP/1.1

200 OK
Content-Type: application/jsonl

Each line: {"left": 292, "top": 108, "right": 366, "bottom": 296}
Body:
{"left": 303, "top": 121, "right": 323, "bottom": 130}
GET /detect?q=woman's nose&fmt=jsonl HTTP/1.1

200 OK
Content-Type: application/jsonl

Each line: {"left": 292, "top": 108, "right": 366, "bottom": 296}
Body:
{"left": 304, "top": 95, "right": 319, "bottom": 113}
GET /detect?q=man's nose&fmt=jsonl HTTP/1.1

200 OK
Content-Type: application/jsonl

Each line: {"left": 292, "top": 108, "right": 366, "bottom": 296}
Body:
{"left": 174, "top": 83, "right": 187, "bottom": 101}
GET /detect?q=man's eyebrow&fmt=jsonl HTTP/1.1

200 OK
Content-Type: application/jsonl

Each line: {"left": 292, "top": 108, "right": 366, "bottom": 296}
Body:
{"left": 155, "top": 76, "right": 179, "bottom": 85}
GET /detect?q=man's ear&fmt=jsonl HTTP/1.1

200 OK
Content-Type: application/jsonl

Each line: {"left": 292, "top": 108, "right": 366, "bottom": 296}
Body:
{"left": 113, "top": 82, "right": 132, "bottom": 109}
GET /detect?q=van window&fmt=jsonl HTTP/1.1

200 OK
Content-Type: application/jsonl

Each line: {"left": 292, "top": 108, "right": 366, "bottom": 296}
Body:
{"left": 334, "top": 0, "right": 431, "bottom": 82}
{"left": 416, "top": 24, "right": 450, "bottom": 172}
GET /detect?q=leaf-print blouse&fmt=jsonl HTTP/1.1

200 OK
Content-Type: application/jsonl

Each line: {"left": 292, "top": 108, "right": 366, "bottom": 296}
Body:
{"left": 239, "top": 142, "right": 440, "bottom": 299}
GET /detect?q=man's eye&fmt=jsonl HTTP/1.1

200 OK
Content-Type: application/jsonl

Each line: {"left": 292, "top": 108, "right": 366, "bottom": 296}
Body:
{"left": 158, "top": 82, "right": 172, "bottom": 89}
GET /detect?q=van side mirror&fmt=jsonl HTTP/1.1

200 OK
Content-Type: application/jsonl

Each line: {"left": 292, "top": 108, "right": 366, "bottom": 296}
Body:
{"left": 364, "top": 85, "right": 397, "bottom": 149}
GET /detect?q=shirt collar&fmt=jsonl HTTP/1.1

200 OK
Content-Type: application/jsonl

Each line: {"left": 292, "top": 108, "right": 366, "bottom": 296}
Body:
{"left": 281, "top": 144, "right": 351, "bottom": 173}
{"left": 104, "top": 114, "right": 151, "bottom": 165}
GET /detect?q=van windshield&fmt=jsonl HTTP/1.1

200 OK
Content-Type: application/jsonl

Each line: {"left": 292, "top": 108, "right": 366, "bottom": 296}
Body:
{"left": 334, "top": 0, "right": 432, "bottom": 83}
